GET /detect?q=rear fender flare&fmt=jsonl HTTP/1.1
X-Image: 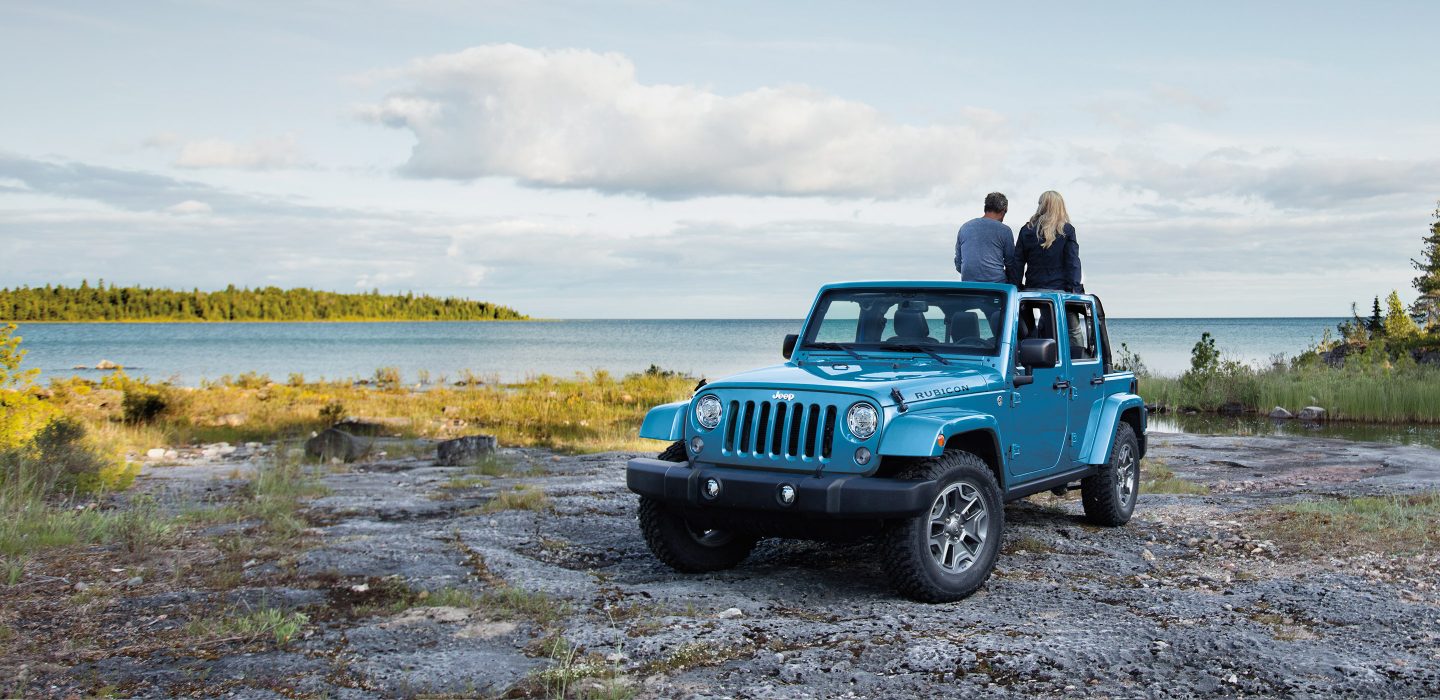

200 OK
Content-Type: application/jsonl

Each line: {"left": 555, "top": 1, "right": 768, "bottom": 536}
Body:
{"left": 1080, "top": 393, "right": 1146, "bottom": 465}
{"left": 877, "top": 409, "right": 1000, "bottom": 458}
{"left": 639, "top": 400, "right": 689, "bottom": 441}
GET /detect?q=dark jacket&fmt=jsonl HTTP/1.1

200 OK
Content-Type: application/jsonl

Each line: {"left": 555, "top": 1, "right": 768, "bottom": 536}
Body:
{"left": 1015, "top": 222, "right": 1082, "bottom": 292}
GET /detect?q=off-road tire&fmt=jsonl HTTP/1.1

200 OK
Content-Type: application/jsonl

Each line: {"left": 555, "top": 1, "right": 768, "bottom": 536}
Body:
{"left": 636, "top": 441, "right": 758, "bottom": 573}
{"left": 1081, "top": 422, "right": 1140, "bottom": 526}
{"left": 881, "top": 450, "right": 1004, "bottom": 603}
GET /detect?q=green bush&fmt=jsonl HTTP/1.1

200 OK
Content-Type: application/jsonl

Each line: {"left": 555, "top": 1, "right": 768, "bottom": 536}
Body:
{"left": 122, "top": 387, "right": 170, "bottom": 423}
{"left": 0, "top": 417, "right": 134, "bottom": 497}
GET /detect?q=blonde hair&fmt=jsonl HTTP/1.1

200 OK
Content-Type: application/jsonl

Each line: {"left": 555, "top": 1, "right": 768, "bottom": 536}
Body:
{"left": 1027, "top": 191, "right": 1070, "bottom": 249}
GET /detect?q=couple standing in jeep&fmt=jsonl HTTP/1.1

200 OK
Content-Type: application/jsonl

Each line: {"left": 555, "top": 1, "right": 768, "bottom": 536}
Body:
{"left": 955, "top": 191, "right": 1083, "bottom": 293}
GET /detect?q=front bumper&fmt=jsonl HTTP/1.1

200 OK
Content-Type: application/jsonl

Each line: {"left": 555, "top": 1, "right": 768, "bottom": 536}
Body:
{"left": 626, "top": 457, "right": 934, "bottom": 518}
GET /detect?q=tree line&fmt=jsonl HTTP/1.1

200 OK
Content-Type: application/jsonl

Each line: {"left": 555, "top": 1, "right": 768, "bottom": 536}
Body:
{"left": 0, "top": 282, "right": 528, "bottom": 322}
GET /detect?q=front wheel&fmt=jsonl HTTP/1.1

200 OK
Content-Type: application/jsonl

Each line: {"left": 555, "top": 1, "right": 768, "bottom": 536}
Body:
{"left": 636, "top": 441, "right": 758, "bottom": 573}
{"left": 1081, "top": 422, "right": 1140, "bottom": 526}
{"left": 881, "top": 450, "right": 1004, "bottom": 603}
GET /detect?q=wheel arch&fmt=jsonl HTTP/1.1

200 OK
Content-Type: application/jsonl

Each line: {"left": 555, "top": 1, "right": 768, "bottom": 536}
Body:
{"left": 1079, "top": 393, "right": 1147, "bottom": 465}
{"left": 639, "top": 400, "right": 689, "bottom": 441}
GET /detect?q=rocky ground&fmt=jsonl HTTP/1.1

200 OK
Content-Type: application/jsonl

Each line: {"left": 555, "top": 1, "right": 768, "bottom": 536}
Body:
{"left": 5, "top": 432, "right": 1440, "bottom": 698}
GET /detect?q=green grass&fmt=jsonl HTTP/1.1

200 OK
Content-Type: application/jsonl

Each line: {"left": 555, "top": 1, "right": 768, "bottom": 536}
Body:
{"left": 1261, "top": 492, "right": 1440, "bottom": 555}
{"left": 1141, "top": 362, "right": 1440, "bottom": 423}
{"left": 1140, "top": 460, "right": 1210, "bottom": 495}
{"left": 185, "top": 606, "right": 310, "bottom": 646}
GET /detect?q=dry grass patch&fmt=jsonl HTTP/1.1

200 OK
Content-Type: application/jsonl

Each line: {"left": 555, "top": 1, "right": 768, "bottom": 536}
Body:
{"left": 1261, "top": 491, "right": 1440, "bottom": 555}
{"left": 482, "top": 484, "right": 551, "bottom": 513}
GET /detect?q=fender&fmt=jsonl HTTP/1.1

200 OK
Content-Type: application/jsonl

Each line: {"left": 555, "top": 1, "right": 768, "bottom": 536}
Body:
{"left": 877, "top": 408, "right": 999, "bottom": 458}
{"left": 1079, "top": 393, "right": 1146, "bottom": 465}
{"left": 639, "top": 400, "right": 689, "bottom": 441}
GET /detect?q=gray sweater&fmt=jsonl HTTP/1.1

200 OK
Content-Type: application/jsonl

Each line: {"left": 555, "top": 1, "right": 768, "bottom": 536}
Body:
{"left": 954, "top": 217, "right": 1017, "bottom": 285}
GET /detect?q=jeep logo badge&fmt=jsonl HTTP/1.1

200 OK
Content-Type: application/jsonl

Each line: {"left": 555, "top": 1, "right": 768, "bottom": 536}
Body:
{"left": 772, "top": 391, "right": 796, "bottom": 401}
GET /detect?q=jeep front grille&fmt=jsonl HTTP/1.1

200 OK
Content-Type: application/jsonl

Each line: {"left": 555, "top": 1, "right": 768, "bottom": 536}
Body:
{"left": 722, "top": 400, "right": 837, "bottom": 461}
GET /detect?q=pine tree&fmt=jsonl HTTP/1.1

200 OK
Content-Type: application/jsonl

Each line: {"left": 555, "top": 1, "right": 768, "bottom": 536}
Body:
{"left": 1412, "top": 204, "right": 1440, "bottom": 329}
{"left": 1368, "top": 296, "right": 1384, "bottom": 337}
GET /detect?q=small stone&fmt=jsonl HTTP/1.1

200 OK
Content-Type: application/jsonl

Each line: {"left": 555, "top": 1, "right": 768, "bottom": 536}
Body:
{"left": 717, "top": 607, "right": 744, "bottom": 619}
{"left": 1297, "top": 406, "right": 1327, "bottom": 421}
{"left": 73, "top": 581, "right": 91, "bottom": 592}
{"left": 145, "top": 448, "right": 166, "bottom": 460}
{"left": 1251, "top": 547, "right": 1264, "bottom": 554}
{"left": 350, "top": 583, "right": 370, "bottom": 593}
{"left": 1268, "top": 406, "right": 1294, "bottom": 419}
{"left": 1141, "top": 549, "right": 1156, "bottom": 561}
{"left": 124, "top": 576, "right": 143, "bottom": 588}
{"left": 1150, "top": 640, "right": 1169, "bottom": 653}
{"left": 95, "top": 359, "right": 121, "bottom": 370}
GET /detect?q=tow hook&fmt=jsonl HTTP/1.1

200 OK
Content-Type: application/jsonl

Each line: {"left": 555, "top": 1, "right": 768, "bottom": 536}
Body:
{"left": 891, "top": 387, "right": 908, "bottom": 413}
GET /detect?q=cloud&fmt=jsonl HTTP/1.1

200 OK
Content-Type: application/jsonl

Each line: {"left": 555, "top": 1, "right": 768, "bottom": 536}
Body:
{"left": 0, "top": 153, "right": 322, "bottom": 216}
{"left": 173, "top": 135, "right": 306, "bottom": 170}
{"left": 165, "top": 200, "right": 212, "bottom": 215}
{"left": 1075, "top": 146, "right": 1440, "bottom": 211}
{"left": 358, "top": 43, "right": 1004, "bottom": 199}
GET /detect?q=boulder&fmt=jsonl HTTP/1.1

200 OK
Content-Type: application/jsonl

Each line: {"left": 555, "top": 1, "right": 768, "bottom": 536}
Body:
{"left": 305, "top": 428, "right": 367, "bottom": 462}
{"left": 1268, "top": 407, "right": 1294, "bottom": 419}
{"left": 334, "top": 416, "right": 409, "bottom": 436}
{"left": 145, "top": 448, "right": 166, "bottom": 460}
{"left": 437, "top": 435, "right": 498, "bottom": 466}
{"left": 1298, "top": 406, "right": 1327, "bottom": 422}
{"left": 95, "top": 359, "right": 121, "bottom": 370}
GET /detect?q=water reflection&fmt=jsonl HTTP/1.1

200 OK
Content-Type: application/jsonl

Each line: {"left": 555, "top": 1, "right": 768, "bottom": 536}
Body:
{"left": 1149, "top": 413, "right": 1440, "bottom": 450}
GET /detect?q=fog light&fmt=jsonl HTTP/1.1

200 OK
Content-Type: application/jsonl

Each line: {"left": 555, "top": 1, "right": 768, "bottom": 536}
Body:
{"left": 778, "top": 484, "right": 796, "bottom": 506}
{"left": 703, "top": 478, "right": 721, "bottom": 499}
{"left": 854, "top": 447, "right": 872, "bottom": 465}
{"left": 690, "top": 436, "right": 704, "bottom": 454}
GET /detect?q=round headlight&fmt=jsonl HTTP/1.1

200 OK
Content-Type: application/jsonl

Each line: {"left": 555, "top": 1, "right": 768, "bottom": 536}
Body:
{"left": 846, "top": 403, "right": 878, "bottom": 440}
{"left": 695, "top": 395, "right": 723, "bottom": 430}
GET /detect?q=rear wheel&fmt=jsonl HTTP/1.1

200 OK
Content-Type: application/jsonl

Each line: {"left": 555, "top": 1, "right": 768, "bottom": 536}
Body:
{"left": 636, "top": 441, "right": 758, "bottom": 573}
{"left": 1081, "top": 423, "right": 1140, "bottom": 526}
{"left": 881, "top": 450, "right": 1004, "bottom": 602}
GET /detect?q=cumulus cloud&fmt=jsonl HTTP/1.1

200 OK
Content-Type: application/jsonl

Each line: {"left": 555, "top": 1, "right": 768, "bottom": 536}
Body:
{"left": 173, "top": 135, "right": 306, "bottom": 170}
{"left": 358, "top": 44, "right": 1004, "bottom": 199}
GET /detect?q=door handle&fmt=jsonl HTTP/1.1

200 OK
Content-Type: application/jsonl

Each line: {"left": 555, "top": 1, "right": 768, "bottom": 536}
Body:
{"left": 1052, "top": 380, "right": 1070, "bottom": 391}
{"left": 1090, "top": 376, "right": 1104, "bottom": 386}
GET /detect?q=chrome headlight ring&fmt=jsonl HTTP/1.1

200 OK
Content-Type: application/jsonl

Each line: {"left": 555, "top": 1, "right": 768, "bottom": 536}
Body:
{"left": 695, "top": 394, "right": 723, "bottom": 430}
{"left": 846, "top": 402, "right": 878, "bottom": 440}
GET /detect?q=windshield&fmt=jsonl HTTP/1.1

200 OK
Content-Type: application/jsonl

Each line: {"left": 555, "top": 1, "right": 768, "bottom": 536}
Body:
{"left": 803, "top": 288, "right": 1007, "bottom": 357}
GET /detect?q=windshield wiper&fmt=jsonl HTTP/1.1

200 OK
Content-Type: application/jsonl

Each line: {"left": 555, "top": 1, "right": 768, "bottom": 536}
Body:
{"left": 804, "top": 341, "right": 866, "bottom": 362}
{"left": 886, "top": 343, "right": 951, "bottom": 365}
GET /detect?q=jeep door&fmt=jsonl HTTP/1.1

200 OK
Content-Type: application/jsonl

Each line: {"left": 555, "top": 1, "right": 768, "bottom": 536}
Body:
{"left": 1008, "top": 298, "right": 1069, "bottom": 480}
{"left": 1063, "top": 300, "right": 1104, "bottom": 465}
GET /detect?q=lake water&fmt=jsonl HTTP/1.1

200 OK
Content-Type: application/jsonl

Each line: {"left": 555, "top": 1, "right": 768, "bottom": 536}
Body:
{"left": 11, "top": 317, "right": 1342, "bottom": 385}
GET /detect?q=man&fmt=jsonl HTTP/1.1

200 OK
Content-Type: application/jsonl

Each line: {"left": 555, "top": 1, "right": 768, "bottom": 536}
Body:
{"left": 954, "top": 192, "right": 1018, "bottom": 285}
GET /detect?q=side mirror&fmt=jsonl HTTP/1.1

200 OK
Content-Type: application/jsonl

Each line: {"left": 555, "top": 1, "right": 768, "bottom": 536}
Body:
{"left": 783, "top": 334, "right": 799, "bottom": 360}
{"left": 1018, "top": 338, "right": 1057, "bottom": 369}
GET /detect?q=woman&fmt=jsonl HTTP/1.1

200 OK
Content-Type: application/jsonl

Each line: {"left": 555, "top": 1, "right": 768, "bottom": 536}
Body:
{"left": 1015, "top": 191, "right": 1083, "bottom": 293}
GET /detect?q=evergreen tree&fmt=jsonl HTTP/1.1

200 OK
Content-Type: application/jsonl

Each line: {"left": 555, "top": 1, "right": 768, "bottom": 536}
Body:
{"left": 1368, "top": 296, "right": 1384, "bottom": 337}
{"left": 1412, "top": 204, "right": 1440, "bottom": 329}
{"left": 1384, "top": 290, "right": 1421, "bottom": 341}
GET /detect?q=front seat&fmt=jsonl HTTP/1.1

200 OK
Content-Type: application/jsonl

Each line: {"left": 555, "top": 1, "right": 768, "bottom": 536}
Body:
{"left": 890, "top": 309, "right": 934, "bottom": 343}
{"left": 947, "top": 311, "right": 988, "bottom": 348}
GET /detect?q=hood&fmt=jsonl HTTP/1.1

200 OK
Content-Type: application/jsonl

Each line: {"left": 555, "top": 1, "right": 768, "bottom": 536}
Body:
{"left": 709, "top": 360, "right": 1006, "bottom": 407}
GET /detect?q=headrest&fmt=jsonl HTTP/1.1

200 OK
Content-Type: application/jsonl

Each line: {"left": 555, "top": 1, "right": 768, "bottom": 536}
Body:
{"left": 894, "top": 310, "right": 930, "bottom": 338}
{"left": 948, "top": 312, "right": 983, "bottom": 342}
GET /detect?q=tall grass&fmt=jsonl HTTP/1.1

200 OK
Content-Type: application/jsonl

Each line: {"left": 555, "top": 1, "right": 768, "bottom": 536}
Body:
{"left": 46, "top": 368, "right": 697, "bottom": 454}
{"left": 1142, "top": 362, "right": 1440, "bottom": 423}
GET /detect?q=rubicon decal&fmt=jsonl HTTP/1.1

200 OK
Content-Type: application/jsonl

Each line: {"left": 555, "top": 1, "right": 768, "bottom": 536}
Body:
{"left": 913, "top": 385, "right": 968, "bottom": 400}
{"left": 772, "top": 391, "right": 796, "bottom": 401}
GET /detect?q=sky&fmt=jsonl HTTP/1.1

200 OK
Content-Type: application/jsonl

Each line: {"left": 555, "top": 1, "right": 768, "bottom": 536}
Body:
{"left": 1, "top": 1, "right": 1437, "bottom": 319}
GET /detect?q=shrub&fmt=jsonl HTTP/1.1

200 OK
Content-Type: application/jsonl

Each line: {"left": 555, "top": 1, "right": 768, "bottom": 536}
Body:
{"left": 122, "top": 386, "right": 169, "bottom": 423}
{"left": 374, "top": 366, "right": 402, "bottom": 390}
{"left": 1, "top": 417, "right": 136, "bottom": 497}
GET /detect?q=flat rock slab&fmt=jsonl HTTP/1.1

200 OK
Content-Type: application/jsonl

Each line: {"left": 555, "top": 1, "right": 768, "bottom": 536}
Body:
{"left": 51, "top": 436, "right": 1440, "bottom": 698}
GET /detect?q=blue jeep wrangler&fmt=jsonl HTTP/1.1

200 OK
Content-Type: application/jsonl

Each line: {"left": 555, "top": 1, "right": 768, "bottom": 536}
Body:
{"left": 627, "top": 281, "right": 1146, "bottom": 602}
